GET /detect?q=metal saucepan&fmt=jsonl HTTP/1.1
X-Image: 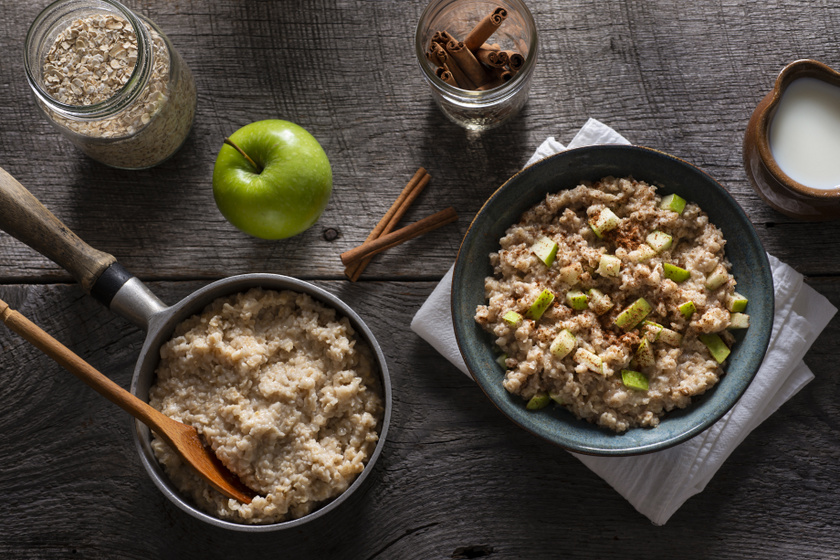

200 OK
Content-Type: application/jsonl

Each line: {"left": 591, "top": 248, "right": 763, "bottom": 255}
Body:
{"left": 0, "top": 167, "right": 392, "bottom": 531}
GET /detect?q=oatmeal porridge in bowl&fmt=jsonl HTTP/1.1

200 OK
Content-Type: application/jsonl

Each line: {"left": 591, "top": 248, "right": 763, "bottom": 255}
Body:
{"left": 452, "top": 145, "right": 773, "bottom": 455}
{"left": 130, "top": 274, "right": 391, "bottom": 531}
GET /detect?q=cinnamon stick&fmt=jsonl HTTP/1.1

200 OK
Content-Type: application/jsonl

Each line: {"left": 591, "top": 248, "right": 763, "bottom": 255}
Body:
{"left": 475, "top": 47, "right": 508, "bottom": 68}
{"left": 431, "top": 42, "right": 474, "bottom": 89}
{"left": 340, "top": 207, "right": 458, "bottom": 268}
{"left": 502, "top": 50, "right": 525, "bottom": 71}
{"left": 446, "top": 40, "right": 490, "bottom": 87}
{"left": 464, "top": 7, "right": 508, "bottom": 52}
{"left": 344, "top": 168, "right": 431, "bottom": 281}
{"left": 435, "top": 67, "right": 457, "bottom": 87}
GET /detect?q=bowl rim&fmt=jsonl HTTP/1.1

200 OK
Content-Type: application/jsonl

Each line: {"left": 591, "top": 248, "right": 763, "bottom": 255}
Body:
{"left": 452, "top": 144, "right": 774, "bottom": 456}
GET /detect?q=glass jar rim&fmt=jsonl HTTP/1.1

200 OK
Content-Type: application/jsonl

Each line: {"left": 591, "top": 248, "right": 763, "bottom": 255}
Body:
{"left": 414, "top": 0, "right": 539, "bottom": 101}
{"left": 24, "top": 0, "right": 154, "bottom": 119}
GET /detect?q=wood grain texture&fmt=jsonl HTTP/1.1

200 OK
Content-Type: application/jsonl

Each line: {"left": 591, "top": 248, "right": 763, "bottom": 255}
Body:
{"left": 0, "top": 0, "right": 837, "bottom": 282}
{"left": 1, "top": 0, "right": 840, "bottom": 558}
{"left": 0, "top": 279, "right": 839, "bottom": 559}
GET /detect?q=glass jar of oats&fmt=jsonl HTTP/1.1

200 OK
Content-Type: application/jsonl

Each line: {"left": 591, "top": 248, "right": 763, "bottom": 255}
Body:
{"left": 24, "top": 0, "right": 197, "bottom": 169}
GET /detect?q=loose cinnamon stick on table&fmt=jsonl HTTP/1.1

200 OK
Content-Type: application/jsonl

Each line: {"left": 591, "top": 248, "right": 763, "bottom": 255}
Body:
{"left": 340, "top": 207, "right": 458, "bottom": 269}
{"left": 464, "top": 7, "right": 508, "bottom": 52}
{"left": 344, "top": 168, "right": 431, "bottom": 281}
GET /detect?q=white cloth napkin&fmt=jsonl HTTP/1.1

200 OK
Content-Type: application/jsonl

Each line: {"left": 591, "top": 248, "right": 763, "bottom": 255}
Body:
{"left": 410, "top": 118, "right": 837, "bottom": 525}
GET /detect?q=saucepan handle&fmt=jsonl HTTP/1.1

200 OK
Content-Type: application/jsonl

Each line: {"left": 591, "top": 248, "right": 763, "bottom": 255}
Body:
{"left": 0, "top": 166, "right": 166, "bottom": 327}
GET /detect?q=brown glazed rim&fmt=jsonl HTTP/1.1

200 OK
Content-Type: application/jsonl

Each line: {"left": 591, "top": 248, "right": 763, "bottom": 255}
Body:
{"left": 754, "top": 59, "right": 840, "bottom": 199}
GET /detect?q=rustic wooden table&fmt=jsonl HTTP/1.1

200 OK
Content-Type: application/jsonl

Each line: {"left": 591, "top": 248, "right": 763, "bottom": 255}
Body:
{"left": 2, "top": 0, "right": 840, "bottom": 558}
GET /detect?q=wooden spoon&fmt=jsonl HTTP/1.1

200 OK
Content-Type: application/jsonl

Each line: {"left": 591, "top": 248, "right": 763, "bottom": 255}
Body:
{"left": 0, "top": 297, "right": 256, "bottom": 504}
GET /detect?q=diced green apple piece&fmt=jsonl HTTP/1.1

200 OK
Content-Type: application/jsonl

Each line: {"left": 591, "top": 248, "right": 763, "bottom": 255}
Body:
{"left": 663, "top": 262, "right": 690, "bottom": 283}
{"left": 526, "top": 392, "right": 551, "bottom": 410}
{"left": 587, "top": 288, "right": 614, "bottom": 315}
{"left": 565, "top": 289, "right": 588, "bottom": 311}
{"left": 558, "top": 262, "right": 583, "bottom": 284}
{"left": 727, "top": 292, "right": 748, "bottom": 312}
{"left": 574, "top": 348, "right": 604, "bottom": 375}
{"left": 589, "top": 207, "right": 620, "bottom": 238}
{"left": 660, "top": 193, "right": 687, "bottom": 214}
{"left": 621, "top": 369, "right": 650, "bottom": 391}
{"left": 699, "top": 333, "right": 731, "bottom": 363}
{"left": 629, "top": 244, "right": 656, "bottom": 263}
{"left": 678, "top": 301, "right": 696, "bottom": 319}
{"left": 549, "top": 329, "right": 576, "bottom": 358}
{"left": 526, "top": 289, "right": 555, "bottom": 320}
{"left": 531, "top": 236, "right": 558, "bottom": 267}
{"left": 642, "top": 320, "right": 663, "bottom": 342}
{"left": 502, "top": 310, "right": 523, "bottom": 327}
{"left": 597, "top": 254, "right": 622, "bottom": 277}
{"left": 658, "top": 326, "right": 683, "bottom": 346}
{"left": 646, "top": 230, "right": 673, "bottom": 254}
{"left": 635, "top": 338, "right": 655, "bottom": 368}
{"left": 614, "top": 298, "right": 653, "bottom": 331}
{"left": 705, "top": 265, "right": 729, "bottom": 290}
{"left": 728, "top": 312, "right": 750, "bottom": 329}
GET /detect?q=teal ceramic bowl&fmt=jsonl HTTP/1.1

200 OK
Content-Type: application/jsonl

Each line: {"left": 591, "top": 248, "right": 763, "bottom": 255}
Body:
{"left": 452, "top": 145, "right": 773, "bottom": 456}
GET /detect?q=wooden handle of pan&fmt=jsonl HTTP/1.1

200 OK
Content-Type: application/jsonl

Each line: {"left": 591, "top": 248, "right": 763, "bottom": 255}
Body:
{"left": 0, "top": 166, "right": 116, "bottom": 294}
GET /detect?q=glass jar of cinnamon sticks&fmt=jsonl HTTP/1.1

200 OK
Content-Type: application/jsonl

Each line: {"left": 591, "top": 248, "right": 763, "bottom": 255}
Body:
{"left": 415, "top": 0, "right": 537, "bottom": 131}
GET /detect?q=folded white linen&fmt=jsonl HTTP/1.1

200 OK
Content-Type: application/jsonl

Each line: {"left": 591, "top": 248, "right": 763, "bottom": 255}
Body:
{"left": 410, "top": 118, "right": 836, "bottom": 525}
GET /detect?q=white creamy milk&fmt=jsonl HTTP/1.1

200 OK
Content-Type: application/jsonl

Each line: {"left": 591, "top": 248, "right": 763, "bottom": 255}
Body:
{"left": 769, "top": 77, "right": 840, "bottom": 190}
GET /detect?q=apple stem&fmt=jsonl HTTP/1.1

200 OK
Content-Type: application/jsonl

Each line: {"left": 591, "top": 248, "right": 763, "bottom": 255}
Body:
{"left": 224, "top": 138, "right": 261, "bottom": 172}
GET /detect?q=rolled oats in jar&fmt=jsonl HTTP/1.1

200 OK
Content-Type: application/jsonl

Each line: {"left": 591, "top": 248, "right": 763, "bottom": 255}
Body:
{"left": 24, "top": 0, "right": 197, "bottom": 169}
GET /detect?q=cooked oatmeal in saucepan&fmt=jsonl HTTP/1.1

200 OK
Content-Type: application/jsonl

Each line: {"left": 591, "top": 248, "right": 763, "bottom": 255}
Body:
{"left": 150, "top": 288, "right": 383, "bottom": 524}
{"left": 475, "top": 177, "right": 749, "bottom": 432}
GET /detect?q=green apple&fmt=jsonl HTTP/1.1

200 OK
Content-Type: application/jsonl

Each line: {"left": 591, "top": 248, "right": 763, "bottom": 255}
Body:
{"left": 526, "top": 392, "right": 551, "bottom": 410}
{"left": 565, "top": 289, "right": 588, "bottom": 311}
{"left": 646, "top": 230, "right": 673, "bottom": 254}
{"left": 549, "top": 329, "right": 576, "bottom": 358}
{"left": 614, "top": 298, "right": 652, "bottom": 331}
{"left": 212, "top": 120, "right": 332, "bottom": 239}
{"left": 678, "top": 300, "right": 696, "bottom": 319}
{"left": 621, "top": 369, "right": 649, "bottom": 391}
{"left": 699, "top": 333, "right": 731, "bottom": 363}
{"left": 527, "top": 289, "right": 555, "bottom": 320}
{"left": 663, "top": 262, "right": 690, "bottom": 283}
{"left": 660, "top": 193, "right": 687, "bottom": 214}
{"left": 634, "top": 338, "right": 655, "bottom": 368}
{"left": 502, "top": 310, "right": 523, "bottom": 326}
{"left": 589, "top": 207, "right": 620, "bottom": 238}
{"left": 532, "top": 236, "right": 558, "bottom": 267}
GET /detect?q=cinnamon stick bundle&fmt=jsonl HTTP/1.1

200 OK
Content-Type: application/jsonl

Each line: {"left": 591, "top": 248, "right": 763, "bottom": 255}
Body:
{"left": 430, "top": 42, "right": 474, "bottom": 89}
{"left": 425, "top": 7, "right": 525, "bottom": 92}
